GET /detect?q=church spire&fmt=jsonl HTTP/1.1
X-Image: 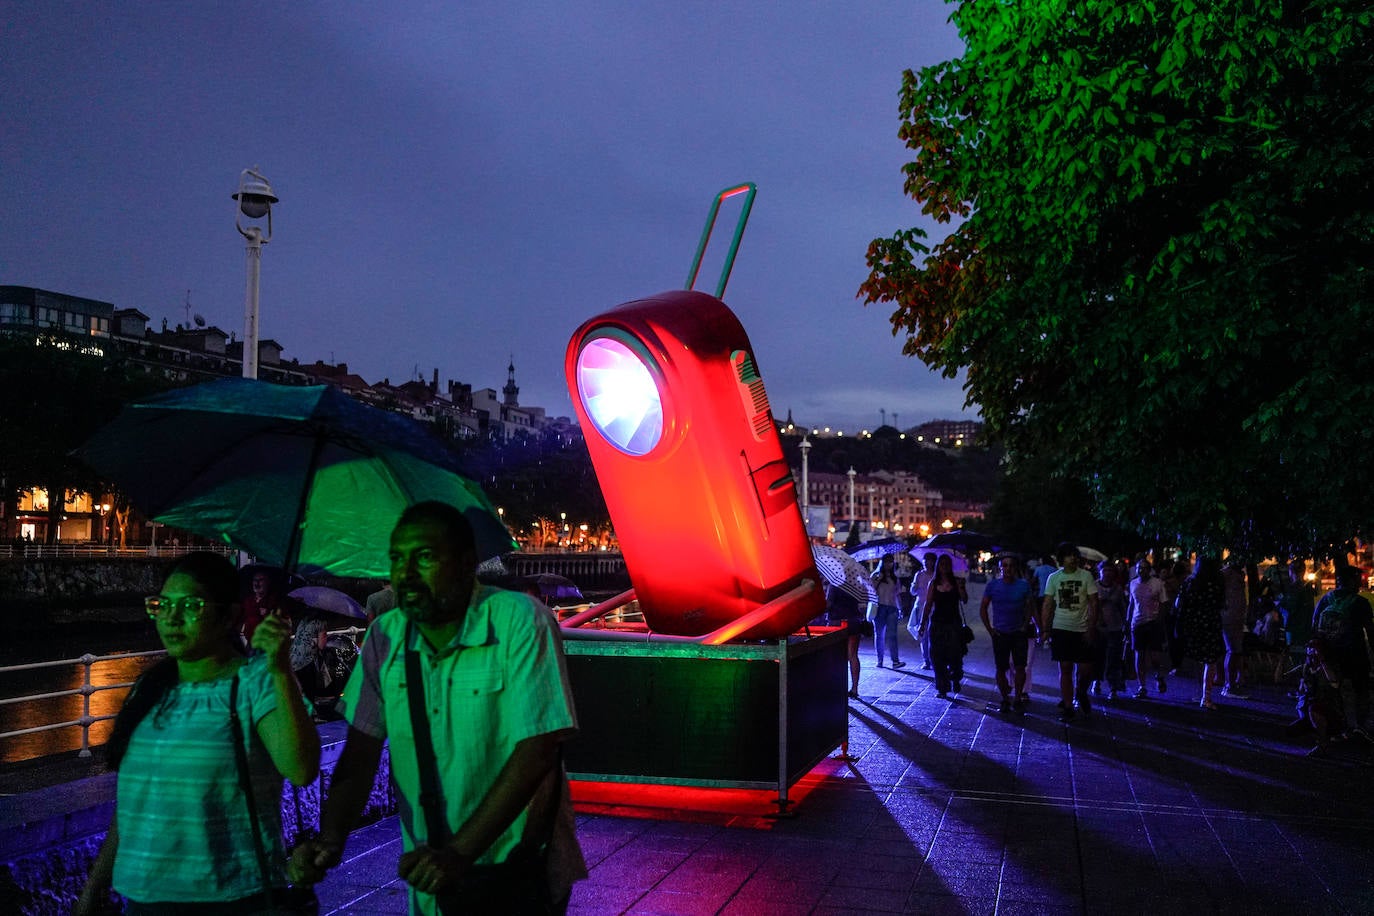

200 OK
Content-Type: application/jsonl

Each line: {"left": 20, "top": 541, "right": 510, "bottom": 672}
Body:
{"left": 502, "top": 355, "right": 519, "bottom": 407}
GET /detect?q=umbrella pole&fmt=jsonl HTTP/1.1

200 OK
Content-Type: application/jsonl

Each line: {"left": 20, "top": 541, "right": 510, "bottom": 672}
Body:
{"left": 283, "top": 433, "right": 328, "bottom": 576}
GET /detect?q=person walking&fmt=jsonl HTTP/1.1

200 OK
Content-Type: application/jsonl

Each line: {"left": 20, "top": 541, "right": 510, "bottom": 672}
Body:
{"left": 909, "top": 552, "right": 938, "bottom": 668}
{"left": 871, "top": 555, "right": 907, "bottom": 669}
{"left": 290, "top": 502, "right": 586, "bottom": 914}
{"left": 1128, "top": 559, "right": 1170, "bottom": 697}
{"left": 1312, "top": 565, "right": 1374, "bottom": 738}
{"left": 1041, "top": 543, "right": 1099, "bottom": 721}
{"left": 980, "top": 555, "right": 1037, "bottom": 712}
{"left": 1093, "top": 561, "right": 1128, "bottom": 699}
{"left": 1175, "top": 555, "right": 1226, "bottom": 709}
{"left": 77, "top": 553, "right": 320, "bottom": 915}
{"left": 919, "top": 554, "right": 968, "bottom": 699}
{"left": 1220, "top": 560, "right": 1250, "bottom": 698}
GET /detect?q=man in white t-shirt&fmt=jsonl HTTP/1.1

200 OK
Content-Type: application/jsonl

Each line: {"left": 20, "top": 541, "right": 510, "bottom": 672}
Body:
{"left": 1041, "top": 543, "right": 1099, "bottom": 722}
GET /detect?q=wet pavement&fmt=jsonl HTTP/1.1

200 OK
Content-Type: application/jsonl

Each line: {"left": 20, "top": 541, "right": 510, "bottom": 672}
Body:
{"left": 311, "top": 618, "right": 1374, "bottom": 915}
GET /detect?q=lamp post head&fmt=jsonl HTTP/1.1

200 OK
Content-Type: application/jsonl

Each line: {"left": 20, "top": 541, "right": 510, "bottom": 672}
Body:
{"left": 234, "top": 167, "right": 278, "bottom": 219}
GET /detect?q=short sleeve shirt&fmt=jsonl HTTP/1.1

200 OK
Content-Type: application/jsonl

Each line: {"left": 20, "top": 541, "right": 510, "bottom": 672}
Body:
{"left": 1044, "top": 568, "right": 1098, "bottom": 632}
{"left": 113, "top": 654, "right": 283, "bottom": 903}
{"left": 338, "top": 585, "right": 579, "bottom": 896}
{"left": 984, "top": 577, "right": 1032, "bottom": 632}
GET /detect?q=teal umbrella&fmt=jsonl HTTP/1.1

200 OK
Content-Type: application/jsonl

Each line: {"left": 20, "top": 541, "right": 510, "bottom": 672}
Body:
{"left": 78, "top": 378, "right": 515, "bottom": 576}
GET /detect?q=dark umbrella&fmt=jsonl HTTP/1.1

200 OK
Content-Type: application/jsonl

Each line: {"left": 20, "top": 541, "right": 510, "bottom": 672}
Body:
{"left": 78, "top": 378, "right": 514, "bottom": 576}
{"left": 531, "top": 573, "right": 585, "bottom": 603}
{"left": 845, "top": 537, "right": 912, "bottom": 562}
{"left": 919, "top": 530, "right": 1001, "bottom": 554}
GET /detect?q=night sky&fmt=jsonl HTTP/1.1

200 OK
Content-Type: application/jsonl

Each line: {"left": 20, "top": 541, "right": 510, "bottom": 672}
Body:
{"left": 2, "top": 2, "right": 975, "bottom": 433}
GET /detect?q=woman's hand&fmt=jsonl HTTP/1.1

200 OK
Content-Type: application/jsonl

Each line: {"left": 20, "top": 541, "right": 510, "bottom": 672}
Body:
{"left": 251, "top": 613, "right": 294, "bottom": 675}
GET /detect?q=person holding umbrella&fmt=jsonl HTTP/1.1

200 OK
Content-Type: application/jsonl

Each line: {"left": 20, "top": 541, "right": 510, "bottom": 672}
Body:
{"left": 289, "top": 502, "right": 585, "bottom": 913}
{"left": 76, "top": 553, "right": 319, "bottom": 914}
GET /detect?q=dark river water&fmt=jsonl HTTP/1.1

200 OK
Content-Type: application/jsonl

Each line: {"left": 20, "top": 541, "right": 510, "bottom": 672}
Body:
{"left": 0, "top": 619, "right": 165, "bottom": 763}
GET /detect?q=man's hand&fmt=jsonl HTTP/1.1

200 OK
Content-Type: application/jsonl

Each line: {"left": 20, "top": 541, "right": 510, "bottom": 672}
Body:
{"left": 398, "top": 845, "right": 474, "bottom": 896}
{"left": 289, "top": 838, "right": 344, "bottom": 886}
{"left": 251, "top": 613, "right": 294, "bottom": 675}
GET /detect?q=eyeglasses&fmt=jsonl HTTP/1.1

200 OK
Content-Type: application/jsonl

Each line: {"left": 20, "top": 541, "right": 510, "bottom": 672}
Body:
{"left": 144, "top": 595, "right": 214, "bottom": 622}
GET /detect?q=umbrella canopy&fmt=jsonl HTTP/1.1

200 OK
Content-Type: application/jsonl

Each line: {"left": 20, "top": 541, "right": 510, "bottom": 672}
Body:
{"left": 289, "top": 585, "right": 367, "bottom": 620}
{"left": 846, "top": 537, "right": 912, "bottom": 562}
{"left": 811, "top": 544, "right": 878, "bottom": 604}
{"left": 1077, "top": 546, "right": 1109, "bottom": 563}
{"left": 910, "top": 546, "right": 970, "bottom": 577}
{"left": 532, "top": 573, "right": 584, "bottom": 602}
{"left": 78, "top": 378, "right": 514, "bottom": 576}
{"left": 919, "top": 530, "right": 1001, "bottom": 554}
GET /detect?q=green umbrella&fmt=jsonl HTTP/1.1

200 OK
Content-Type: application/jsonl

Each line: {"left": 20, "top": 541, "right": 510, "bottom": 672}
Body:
{"left": 78, "top": 378, "right": 515, "bottom": 576}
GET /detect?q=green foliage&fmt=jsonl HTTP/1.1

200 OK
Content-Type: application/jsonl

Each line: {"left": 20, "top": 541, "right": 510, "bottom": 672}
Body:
{"left": 0, "top": 335, "right": 173, "bottom": 540}
{"left": 862, "top": 0, "right": 1374, "bottom": 559}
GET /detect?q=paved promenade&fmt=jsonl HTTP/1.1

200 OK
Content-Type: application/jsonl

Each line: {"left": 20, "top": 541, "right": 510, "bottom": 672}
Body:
{"left": 311, "top": 615, "right": 1374, "bottom": 915}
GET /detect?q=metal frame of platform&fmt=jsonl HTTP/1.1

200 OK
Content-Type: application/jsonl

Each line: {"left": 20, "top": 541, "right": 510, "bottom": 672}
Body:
{"left": 560, "top": 627, "right": 848, "bottom": 812}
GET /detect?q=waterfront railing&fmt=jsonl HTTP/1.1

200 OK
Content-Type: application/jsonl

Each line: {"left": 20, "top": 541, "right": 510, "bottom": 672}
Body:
{"left": 0, "top": 543, "right": 237, "bottom": 560}
{"left": 0, "top": 650, "right": 167, "bottom": 758}
{"left": 0, "top": 627, "right": 368, "bottom": 762}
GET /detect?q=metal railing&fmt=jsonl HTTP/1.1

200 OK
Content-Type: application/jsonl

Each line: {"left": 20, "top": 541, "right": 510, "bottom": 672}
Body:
{"left": 0, "top": 649, "right": 167, "bottom": 757}
{"left": 0, "top": 626, "right": 367, "bottom": 760}
{"left": 0, "top": 543, "right": 237, "bottom": 560}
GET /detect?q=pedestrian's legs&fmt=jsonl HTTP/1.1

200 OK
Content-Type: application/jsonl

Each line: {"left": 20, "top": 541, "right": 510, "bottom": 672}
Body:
{"left": 872, "top": 609, "right": 887, "bottom": 666}
{"left": 1105, "top": 631, "right": 1126, "bottom": 693}
{"left": 883, "top": 607, "right": 902, "bottom": 664}
{"left": 921, "top": 629, "right": 932, "bottom": 669}
{"left": 847, "top": 634, "right": 860, "bottom": 697}
{"left": 1058, "top": 661, "right": 1074, "bottom": 709}
{"left": 932, "top": 643, "right": 950, "bottom": 695}
{"left": 1200, "top": 661, "right": 1217, "bottom": 708}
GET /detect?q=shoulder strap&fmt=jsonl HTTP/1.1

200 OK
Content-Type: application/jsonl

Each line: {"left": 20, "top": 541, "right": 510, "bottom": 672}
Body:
{"left": 405, "top": 622, "right": 451, "bottom": 848}
{"left": 403, "top": 621, "right": 565, "bottom": 858}
{"left": 230, "top": 672, "right": 278, "bottom": 908}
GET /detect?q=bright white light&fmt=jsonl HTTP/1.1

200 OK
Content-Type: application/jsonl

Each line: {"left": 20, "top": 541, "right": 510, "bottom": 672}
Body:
{"left": 576, "top": 336, "right": 664, "bottom": 455}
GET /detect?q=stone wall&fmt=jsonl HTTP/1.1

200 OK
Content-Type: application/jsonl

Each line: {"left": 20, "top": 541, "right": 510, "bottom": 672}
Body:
{"left": 0, "top": 559, "right": 173, "bottom": 630}
{"left": 0, "top": 722, "right": 397, "bottom": 915}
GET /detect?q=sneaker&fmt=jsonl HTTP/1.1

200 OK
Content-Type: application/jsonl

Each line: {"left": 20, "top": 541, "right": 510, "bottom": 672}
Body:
{"left": 952, "top": 681, "right": 962, "bottom": 694}
{"left": 1222, "top": 685, "right": 1250, "bottom": 699}
{"left": 1200, "top": 699, "right": 1217, "bottom": 710}
{"left": 1091, "top": 681, "right": 1103, "bottom": 697}
{"left": 922, "top": 662, "right": 933, "bottom": 670}
{"left": 999, "top": 698, "right": 1012, "bottom": 714}
{"left": 1058, "top": 704, "right": 1075, "bottom": 723}
{"left": 1134, "top": 686, "right": 1148, "bottom": 699}
{"left": 877, "top": 659, "right": 886, "bottom": 668}
{"left": 936, "top": 691, "right": 950, "bottom": 700}
{"left": 1014, "top": 694, "right": 1030, "bottom": 711}
{"left": 892, "top": 660, "right": 907, "bottom": 670}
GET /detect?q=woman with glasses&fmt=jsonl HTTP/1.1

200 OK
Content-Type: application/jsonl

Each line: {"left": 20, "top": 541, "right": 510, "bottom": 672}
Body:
{"left": 76, "top": 553, "right": 319, "bottom": 915}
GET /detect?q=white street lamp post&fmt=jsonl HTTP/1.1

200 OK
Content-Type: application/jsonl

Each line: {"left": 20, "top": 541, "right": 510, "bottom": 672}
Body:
{"left": 799, "top": 436, "right": 812, "bottom": 518}
{"left": 233, "top": 167, "right": 278, "bottom": 380}
{"left": 846, "top": 467, "right": 856, "bottom": 531}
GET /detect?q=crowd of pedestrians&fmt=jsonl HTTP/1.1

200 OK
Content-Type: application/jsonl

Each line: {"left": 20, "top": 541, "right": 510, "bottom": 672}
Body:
{"left": 835, "top": 540, "right": 1374, "bottom": 754}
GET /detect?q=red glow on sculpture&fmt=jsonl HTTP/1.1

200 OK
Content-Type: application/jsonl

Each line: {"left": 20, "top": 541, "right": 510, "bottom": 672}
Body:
{"left": 565, "top": 290, "right": 824, "bottom": 638}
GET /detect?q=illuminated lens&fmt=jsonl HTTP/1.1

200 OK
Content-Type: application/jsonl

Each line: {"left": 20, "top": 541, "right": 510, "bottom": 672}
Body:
{"left": 576, "top": 336, "right": 664, "bottom": 456}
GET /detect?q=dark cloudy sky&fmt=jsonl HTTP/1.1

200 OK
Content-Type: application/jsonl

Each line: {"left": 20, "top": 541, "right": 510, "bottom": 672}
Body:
{"left": 1, "top": 1, "right": 974, "bottom": 433}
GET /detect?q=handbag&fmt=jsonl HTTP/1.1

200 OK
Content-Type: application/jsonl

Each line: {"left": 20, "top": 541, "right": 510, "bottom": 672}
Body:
{"left": 959, "top": 605, "right": 975, "bottom": 645}
{"left": 229, "top": 673, "right": 321, "bottom": 916}
{"left": 404, "top": 623, "right": 561, "bottom": 915}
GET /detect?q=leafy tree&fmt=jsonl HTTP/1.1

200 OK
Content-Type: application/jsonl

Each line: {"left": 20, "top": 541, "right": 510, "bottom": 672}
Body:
{"left": 861, "top": 0, "right": 1374, "bottom": 558}
{"left": 0, "top": 335, "right": 171, "bottom": 541}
